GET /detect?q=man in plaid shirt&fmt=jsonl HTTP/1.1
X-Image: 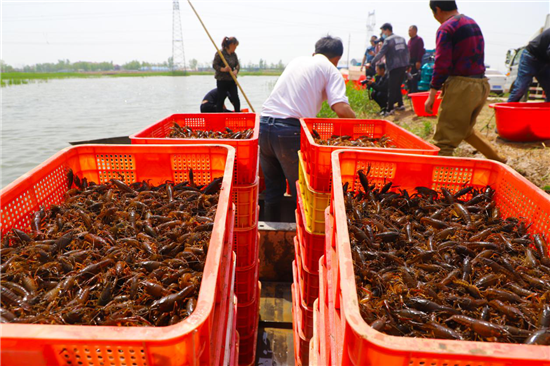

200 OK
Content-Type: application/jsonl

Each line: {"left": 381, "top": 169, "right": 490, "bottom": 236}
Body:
{"left": 425, "top": 1, "right": 505, "bottom": 162}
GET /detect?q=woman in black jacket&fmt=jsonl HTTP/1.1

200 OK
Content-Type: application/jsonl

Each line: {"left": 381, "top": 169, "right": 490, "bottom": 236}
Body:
{"left": 213, "top": 37, "right": 241, "bottom": 112}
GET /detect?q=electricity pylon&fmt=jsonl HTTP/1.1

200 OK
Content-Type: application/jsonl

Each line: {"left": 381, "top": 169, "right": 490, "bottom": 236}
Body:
{"left": 172, "top": 0, "right": 186, "bottom": 71}
{"left": 366, "top": 10, "right": 376, "bottom": 49}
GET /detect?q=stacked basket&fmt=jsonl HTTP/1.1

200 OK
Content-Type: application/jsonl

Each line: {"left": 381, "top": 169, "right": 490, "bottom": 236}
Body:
{"left": 319, "top": 149, "right": 550, "bottom": 366}
{"left": 130, "top": 113, "right": 261, "bottom": 366}
{"left": 293, "top": 117, "right": 439, "bottom": 365}
{"left": 0, "top": 144, "right": 238, "bottom": 366}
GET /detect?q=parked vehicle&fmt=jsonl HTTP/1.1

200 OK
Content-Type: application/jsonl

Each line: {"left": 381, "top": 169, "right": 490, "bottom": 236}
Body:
{"left": 485, "top": 68, "right": 507, "bottom": 95}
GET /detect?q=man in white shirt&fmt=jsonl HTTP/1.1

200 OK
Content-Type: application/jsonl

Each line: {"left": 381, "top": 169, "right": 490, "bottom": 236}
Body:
{"left": 260, "top": 36, "right": 355, "bottom": 221}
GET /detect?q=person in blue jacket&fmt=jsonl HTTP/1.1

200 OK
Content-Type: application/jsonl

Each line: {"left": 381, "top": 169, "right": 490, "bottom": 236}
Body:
{"left": 508, "top": 28, "right": 550, "bottom": 102}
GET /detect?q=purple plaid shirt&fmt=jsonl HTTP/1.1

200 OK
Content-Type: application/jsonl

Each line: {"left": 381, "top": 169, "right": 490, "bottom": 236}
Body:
{"left": 430, "top": 14, "right": 486, "bottom": 90}
{"left": 408, "top": 36, "right": 425, "bottom": 64}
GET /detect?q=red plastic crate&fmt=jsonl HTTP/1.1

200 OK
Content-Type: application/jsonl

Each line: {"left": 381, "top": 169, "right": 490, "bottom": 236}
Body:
{"left": 130, "top": 113, "right": 259, "bottom": 185}
{"left": 292, "top": 248, "right": 315, "bottom": 340}
{"left": 292, "top": 283, "right": 311, "bottom": 366}
{"left": 325, "top": 235, "right": 344, "bottom": 366}
{"left": 220, "top": 295, "right": 237, "bottom": 366}
{"left": 325, "top": 207, "right": 340, "bottom": 312}
{"left": 311, "top": 299, "right": 322, "bottom": 366}
{"left": 300, "top": 118, "right": 439, "bottom": 192}
{"left": 0, "top": 144, "right": 236, "bottom": 366}
{"left": 237, "top": 285, "right": 260, "bottom": 366}
{"left": 230, "top": 330, "right": 239, "bottom": 366}
{"left": 409, "top": 91, "right": 443, "bottom": 117}
{"left": 233, "top": 178, "right": 259, "bottom": 228}
{"left": 235, "top": 261, "right": 260, "bottom": 305}
{"left": 330, "top": 149, "right": 550, "bottom": 366}
{"left": 220, "top": 254, "right": 237, "bottom": 366}
{"left": 234, "top": 224, "right": 260, "bottom": 269}
{"left": 318, "top": 256, "right": 330, "bottom": 366}
{"left": 238, "top": 331, "right": 257, "bottom": 366}
{"left": 490, "top": 102, "right": 550, "bottom": 142}
{"left": 295, "top": 236, "right": 320, "bottom": 309}
{"left": 296, "top": 196, "right": 325, "bottom": 273}
{"left": 236, "top": 283, "right": 260, "bottom": 338}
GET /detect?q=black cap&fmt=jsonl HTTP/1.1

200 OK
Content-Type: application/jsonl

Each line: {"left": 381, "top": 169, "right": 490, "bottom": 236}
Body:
{"left": 380, "top": 23, "right": 393, "bottom": 32}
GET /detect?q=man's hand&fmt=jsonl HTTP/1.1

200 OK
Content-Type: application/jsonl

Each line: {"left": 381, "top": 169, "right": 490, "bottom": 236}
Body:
{"left": 415, "top": 62, "right": 421, "bottom": 71}
{"left": 232, "top": 68, "right": 239, "bottom": 76}
{"left": 221, "top": 66, "right": 231, "bottom": 72}
{"left": 332, "top": 102, "right": 356, "bottom": 118}
{"left": 360, "top": 65, "right": 364, "bottom": 72}
{"left": 425, "top": 88, "right": 438, "bottom": 115}
{"left": 367, "top": 79, "right": 374, "bottom": 86}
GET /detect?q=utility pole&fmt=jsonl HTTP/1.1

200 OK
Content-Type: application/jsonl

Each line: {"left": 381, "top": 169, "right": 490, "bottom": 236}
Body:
{"left": 347, "top": 34, "right": 351, "bottom": 70}
{"left": 366, "top": 10, "right": 376, "bottom": 49}
{"left": 172, "top": 0, "right": 186, "bottom": 71}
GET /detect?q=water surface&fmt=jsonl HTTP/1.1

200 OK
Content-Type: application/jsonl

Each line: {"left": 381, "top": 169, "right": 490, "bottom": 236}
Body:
{"left": 1, "top": 75, "right": 277, "bottom": 187}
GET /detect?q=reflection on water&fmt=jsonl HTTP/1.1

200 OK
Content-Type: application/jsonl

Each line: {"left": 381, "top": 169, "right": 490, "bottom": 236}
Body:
{"left": 1, "top": 75, "right": 277, "bottom": 188}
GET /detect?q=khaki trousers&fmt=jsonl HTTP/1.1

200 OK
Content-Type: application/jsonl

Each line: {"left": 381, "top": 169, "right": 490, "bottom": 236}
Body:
{"left": 434, "top": 76, "right": 490, "bottom": 156}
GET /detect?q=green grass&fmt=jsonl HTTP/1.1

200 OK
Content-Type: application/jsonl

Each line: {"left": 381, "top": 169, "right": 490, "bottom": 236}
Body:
{"left": 317, "top": 83, "right": 380, "bottom": 118}
{"left": 399, "top": 119, "right": 435, "bottom": 141}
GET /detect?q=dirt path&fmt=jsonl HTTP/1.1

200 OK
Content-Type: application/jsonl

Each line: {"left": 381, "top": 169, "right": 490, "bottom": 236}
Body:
{"left": 360, "top": 98, "right": 550, "bottom": 192}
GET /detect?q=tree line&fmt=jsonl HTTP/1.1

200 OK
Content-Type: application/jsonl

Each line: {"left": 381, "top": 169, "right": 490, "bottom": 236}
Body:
{"left": 1, "top": 58, "right": 286, "bottom": 73}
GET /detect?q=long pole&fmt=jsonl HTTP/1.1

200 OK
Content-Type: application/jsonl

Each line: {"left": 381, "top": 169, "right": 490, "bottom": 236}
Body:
{"left": 187, "top": 0, "right": 255, "bottom": 113}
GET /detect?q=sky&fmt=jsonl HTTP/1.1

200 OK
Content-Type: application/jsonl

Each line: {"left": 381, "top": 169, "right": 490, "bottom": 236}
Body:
{"left": 2, "top": 1, "right": 550, "bottom": 72}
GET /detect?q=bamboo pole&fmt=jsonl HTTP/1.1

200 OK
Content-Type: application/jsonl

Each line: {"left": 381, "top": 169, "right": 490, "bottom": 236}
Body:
{"left": 187, "top": 0, "right": 255, "bottom": 113}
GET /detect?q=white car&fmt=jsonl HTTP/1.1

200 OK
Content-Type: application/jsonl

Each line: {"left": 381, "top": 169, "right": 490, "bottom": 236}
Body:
{"left": 485, "top": 68, "right": 507, "bottom": 95}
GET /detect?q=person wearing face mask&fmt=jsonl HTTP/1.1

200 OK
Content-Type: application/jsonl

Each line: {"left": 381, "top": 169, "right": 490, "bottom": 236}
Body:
{"left": 213, "top": 36, "right": 241, "bottom": 112}
{"left": 425, "top": 1, "right": 505, "bottom": 162}
{"left": 369, "top": 23, "right": 410, "bottom": 116}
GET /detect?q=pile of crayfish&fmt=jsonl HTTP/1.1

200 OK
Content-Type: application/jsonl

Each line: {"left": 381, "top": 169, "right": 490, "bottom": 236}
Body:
{"left": 0, "top": 169, "right": 224, "bottom": 326}
{"left": 346, "top": 168, "right": 550, "bottom": 344}
{"left": 168, "top": 123, "right": 253, "bottom": 139}
{"left": 312, "top": 130, "right": 396, "bottom": 148}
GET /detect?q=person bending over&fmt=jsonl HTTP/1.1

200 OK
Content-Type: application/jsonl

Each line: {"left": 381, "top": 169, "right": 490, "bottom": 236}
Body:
{"left": 260, "top": 36, "right": 355, "bottom": 221}
{"left": 200, "top": 89, "right": 233, "bottom": 113}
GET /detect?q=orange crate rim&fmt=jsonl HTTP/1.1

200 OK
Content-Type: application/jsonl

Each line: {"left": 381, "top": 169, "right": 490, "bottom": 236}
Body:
{"left": 330, "top": 148, "right": 550, "bottom": 363}
{"left": 0, "top": 144, "right": 235, "bottom": 343}
{"left": 130, "top": 113, "right": 259, "bottom": 142}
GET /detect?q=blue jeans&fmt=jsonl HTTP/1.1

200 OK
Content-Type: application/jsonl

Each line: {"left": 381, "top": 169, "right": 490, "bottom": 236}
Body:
{"left": 259, "top": 116, "right": 300, "bottom": 205}
{"left": 508, "top": 49, "right": 550, "bottom": 102}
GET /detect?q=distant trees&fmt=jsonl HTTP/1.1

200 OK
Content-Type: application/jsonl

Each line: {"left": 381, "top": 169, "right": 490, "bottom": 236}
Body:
{"left": 188, "top": 59, "right": 198, "bottom": 70}
{"left": 122, "top": 60, "right": 141, "bottom": 71}
{"left": 0, "top": 57, "right": 286, "bottom": 73}
{"left": 240, "top": 59, "right": 286, "bottom": 71}
{"left": 0, "top": 60, "right": 15, "bottom": 73}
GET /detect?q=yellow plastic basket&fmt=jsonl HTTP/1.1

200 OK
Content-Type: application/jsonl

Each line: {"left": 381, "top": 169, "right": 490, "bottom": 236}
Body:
{"left": 298, "top": 151, "right": 330, "bottom": 235}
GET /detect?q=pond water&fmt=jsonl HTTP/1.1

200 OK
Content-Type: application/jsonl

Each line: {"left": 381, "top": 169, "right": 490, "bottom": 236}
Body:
{"left": 1, "top": 75, "right": 278, "bottom": 187}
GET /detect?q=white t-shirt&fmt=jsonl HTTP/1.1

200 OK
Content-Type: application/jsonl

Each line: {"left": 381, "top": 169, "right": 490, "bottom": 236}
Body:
{"left": 261, "top": 54, "right": 349, "bottom": 119}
